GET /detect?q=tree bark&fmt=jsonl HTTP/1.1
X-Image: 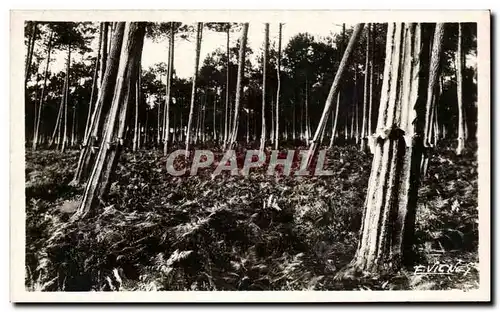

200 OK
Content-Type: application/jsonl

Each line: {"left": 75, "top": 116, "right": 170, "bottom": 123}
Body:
{"left": 368, "top": 23, "right": 375, "bottom": 137}
{"left": 421, "top": 23, "right": 445, "bottom": 175}
{"left": 163, "top": 22, "right": 175, "bottom": 155}
{"left": 73, "top": 22, "right": 145, "bottom": 220}
{"left": 228, "top": 23, "right": 249, "bottom": 149}
{"left": 307, "top": 24, "right": 364, "bottom": 165}
{"left": 224, "top": 26, "right": 230, "bottom": 145}
{"left": 185, "top": 22, "right": 203, "bottom": 153}
{"left": 456, "top": 23, "right": 465, "bottom": 155}
{"left": 338, "top": 23, "right": 430, "bottom": 275}
{"left": 133, "top": 65, "right": 141, "bottom": 152}
{"left": 360, "top": 24, "right": 371, "bottom": 152}
{"left": 275, "top": 23, "right": 282, "bottom": 150}
{"left": 260, "top": 23, "right": 269, "bottom": 152}
{"left": 61, "top": 43, "right": 71, "bottom": 152}
{"left": 71, "top": 23, "right": 126, "bottom": 185}
{"left": 32, "top": 30, "right": 53, "bottom": 150}
{"left": 98, "top": 23, "right": 109, "bottom": 90}
{"left": 84, "top": 23, "right": 104, "bottom": 143}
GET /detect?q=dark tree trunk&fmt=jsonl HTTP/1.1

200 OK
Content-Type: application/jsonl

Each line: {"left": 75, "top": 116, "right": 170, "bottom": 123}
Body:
{"left": 71, "top": 23, "right": 126, "bottom": 185}
{"left": 228, "top": 23, "right": 249, "bottom": 148}
{"left": 306, "top": 23, "right": 364, "bottom": 167}
{"left": 260, "top": 23, "right": 269, "bottom": 152}
{"left": 84, "top": 23, "right": 104, "bottom": 143}
{"left": 73, "top": 22, "right": 146, "bottom": 220}
{"left": 275, "top": 23, "right": 282, "bottom": 149}
{"left": 163, "top": 22, "right": 175, "bottom": 155}
{"left": 338, "top": 23, "right": 431, "bottom": 276}
{"left": 185, "top": 22, "right": 203, "bottom": 153}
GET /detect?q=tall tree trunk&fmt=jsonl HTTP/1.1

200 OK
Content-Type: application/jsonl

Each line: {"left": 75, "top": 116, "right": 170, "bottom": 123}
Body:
{"left": 25, "top": 22, "right": 38, "bottom": 87}
{"left": 157, "top": 87, "right": 162, "bottom": 147}
{"left": 339, "top": 23, "right": 431, "bottom": 275}
{"left": 163, "top": 22, "right": 175, "bottom": 155}
{"left": 71, "top": 102, "right": 77, "bottom": 146}
{"left": 260, "top": 23, "right": 269, "bottom": 152}
{"left": 84, "top": 23, "right": 104, "bottom": 143}
{"left": 305, "top": 78, "right": 310, "bottom": 144}
{"left": 228, "top": 23, "right": 249, "bottom": 148}
{"left": 420, "top": 23, "right": 445, "bottom": 175}
{"left": 328, "top": 23, "right": 346, "bottom": 149}
{"left": 133, "top": 66, "right": 141, "bottom": 152}
{"left": 360, "top": 24, "right": 371, "bottom": 152}
{"left": 456, "top": 23, "right": 465, "bottom": 155}
{"left": 224, "top": 26, "right": 230, "bottom": 145}
{"left": 368, "top": 23, "right": 375, "bottom": 136}
{"left": 305, "top": 23, "right": 364, "bottom": 167}
{"left": 275, "top": 23, "right": 282, "bottom": 149}
{"left": 185, "top": 22, "right": 203, "bottom": 153}
{"left": 73, "top": 22, "right": 145, "bottom": 220}
{"left": 306, "top": 23, "right": 364, "bottom": 167}
{"left": 213, "top": 89, "right": 217, "bottom": 141}
{"left": 61, "top": 43, "right": 71, "bottom": 153}
{"left": 354, "top": 69, "right": 360, "bottom": 145}
{"left": 32, "top": 30, "right": 53, "bottom": 151}
{"left": 98, "top": 23, "right": 109, "bottom": 89}
{"left": 270, "top": 97, "right": 275, "bottom": 144}
{"left": 350, "top": 104, "right": 355, "bottom": 139}
{"left": 71, "top": 23, "right": 126, "bottom": 185}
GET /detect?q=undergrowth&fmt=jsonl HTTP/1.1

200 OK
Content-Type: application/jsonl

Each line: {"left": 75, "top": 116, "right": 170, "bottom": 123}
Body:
{"left": 25, "top": 142, "right": 479, "bottom": 291}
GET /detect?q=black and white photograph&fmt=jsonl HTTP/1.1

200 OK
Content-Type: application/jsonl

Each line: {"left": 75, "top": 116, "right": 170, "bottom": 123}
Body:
{"left": 10, "top": 10, "right": 490, "bottom": 302}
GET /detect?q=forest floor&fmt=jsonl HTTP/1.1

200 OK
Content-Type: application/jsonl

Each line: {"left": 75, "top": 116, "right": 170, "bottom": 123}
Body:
{"left": 25, "top": 141, "right": 479, "bottom": 291}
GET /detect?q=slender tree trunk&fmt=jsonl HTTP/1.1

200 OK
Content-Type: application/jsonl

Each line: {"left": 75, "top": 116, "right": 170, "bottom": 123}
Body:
{"left": 84, "top": 23, "right": 104, "bottom": 143}
{"left": 420, "top": 23, "right": 445, "bottom": 175}
{"left": 305, "top": 23, "right": 364, "bottom": 167}
{"left": 228, "top": 23, "right": 249, "bottom": 148}
{"left": 350, "top": 104, "right": 355, "bottom": 140}
{"left": 368, "top": 23, "right": 375, "bottom": 136}
{"left": 456, "top": 23, "right": 465, "bottom": 155}
{"left": 213, "top": 89, "right": 217, "bottom": 141}
{"left": 328, "top": 23, "right": 346, "bottom": 149}
{"left": 305, "top": 78, "right": 310, "bottom": 144}
{"left": 339, "top": 23, "right": 430, "bottom": 275}
{"left": 157, "top": 89, "right": 162, "bottom": 146}
{"left": 354, "top": 69, "right": 360, "bottom": 145}
{"left": 71, "top": 23, "right": 126, "bottom": 185}
{"left": 185, "top": 22, "right": 203, "bottom": 153}
{"left": 61, "top": 43, "right": 71, "bottom": 152}
{"left": 360, "top": 24, "right": 371, "bottom": 152}
{"left": 133, "top": 67, "right": 141, "bottom": 152}
{"left": 163, "top": 22, "right": 175, "bottom": 155}
{"left": 73, "top": 22, "right": 146, "bottom": 220}
{"left": 224, "top": 26, "right": 230, "bottom": 145}
{"left": 32, "top": 30, "right": 54, "bottom": 150}
{"left": 270, "top": 97, "right": 275, "bottom": 144}
{"left": 98, "top": 23, "right": 109, "bottom": 89}
{"left": 71, "top": 102, "right": 77, "bottom": 146}
{"left": 25, "top": 22, "right": 38, "bottom": 87}
{"left": 260, "top": 23, "right": 269, "bottom": 152}
{"left": 275, "top": 23, "right": 282, "bottom": 149}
